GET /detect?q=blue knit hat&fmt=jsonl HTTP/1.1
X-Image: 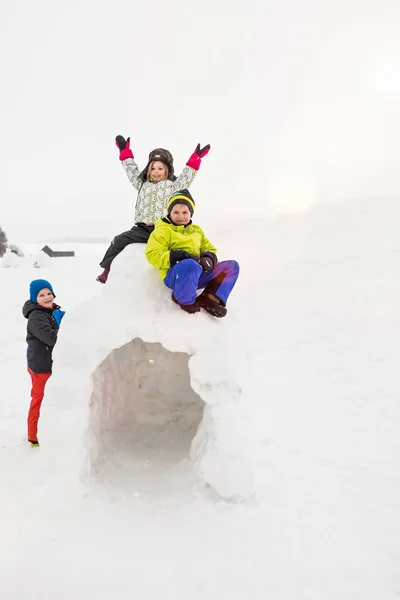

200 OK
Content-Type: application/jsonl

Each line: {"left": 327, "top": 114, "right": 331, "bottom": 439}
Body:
{"left": 29, "top": 279, "right": 56, "bottom": 303}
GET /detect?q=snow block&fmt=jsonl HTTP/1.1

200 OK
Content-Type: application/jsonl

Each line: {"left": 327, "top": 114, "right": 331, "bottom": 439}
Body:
{"left": 1, "top": 250, "right": 20, "bottom": 268}
{"left": 32, "top": 251, "right": 52, "bottom": 268}
{"left": 43, "top": 245, "right": 254, "bottom": 502}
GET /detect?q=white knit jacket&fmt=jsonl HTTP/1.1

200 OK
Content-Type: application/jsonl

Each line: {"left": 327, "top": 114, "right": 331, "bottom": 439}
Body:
{"left": 121, "top": 158, "right": 197, "bottom": 224}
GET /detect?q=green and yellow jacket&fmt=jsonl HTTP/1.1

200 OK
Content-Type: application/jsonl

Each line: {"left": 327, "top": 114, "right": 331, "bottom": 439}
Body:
{"left": 145, "top": 218, "right": 217, "bottom": 280}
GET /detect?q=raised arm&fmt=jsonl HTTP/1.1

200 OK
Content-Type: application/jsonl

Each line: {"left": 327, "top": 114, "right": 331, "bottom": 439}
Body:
{"left": 115, "top": 135, "right": 143, "bottom": 191}
{"left": 170, "top": 143, "right": 211, "bottom": 190}
{"left": 171, "top": 166, "right": 198, "bottom": 190}
{"left": 186, "top": 143, "right": 211, "bottom": 171}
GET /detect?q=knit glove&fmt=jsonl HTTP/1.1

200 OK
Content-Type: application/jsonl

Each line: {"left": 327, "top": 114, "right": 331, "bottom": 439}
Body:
{"left": 115, "top": 135, "right": 134, "bottom": 161}
{"left": 52, "top": 308, "right": 65, "bottom": 327}
{"left": 170, "top": 250, "right": 199, "bottom": 266}
{"left": 186, "top": 143, "right": 210, "bottom": 171}
{"left": 199, "top": 251, "right": 218, "bottom": 273}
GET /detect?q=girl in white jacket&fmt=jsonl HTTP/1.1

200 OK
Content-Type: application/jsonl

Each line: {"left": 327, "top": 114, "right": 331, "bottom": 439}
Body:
{"left": 97, "top": 136, "right": 210, "bottom": 283}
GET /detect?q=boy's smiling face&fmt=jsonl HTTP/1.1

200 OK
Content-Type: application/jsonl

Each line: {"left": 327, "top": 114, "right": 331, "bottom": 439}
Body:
{"left": 36, "top": 288, "right": 54, "bottom": 309}
{"left": 170, "top": 204, "right": 191, "bottom": 225}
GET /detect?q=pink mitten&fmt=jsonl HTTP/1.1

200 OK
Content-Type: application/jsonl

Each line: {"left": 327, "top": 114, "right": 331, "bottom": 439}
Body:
{"left": 115, "top": 135, "right": 134, "bottom": 161}
{"left": 186, "top": 143, "right": 210, "bottom": 171}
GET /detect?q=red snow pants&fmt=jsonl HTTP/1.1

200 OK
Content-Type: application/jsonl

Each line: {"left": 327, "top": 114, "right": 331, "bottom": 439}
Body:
{"left": 27, "top": 368, "right": 51, "bottom": 442}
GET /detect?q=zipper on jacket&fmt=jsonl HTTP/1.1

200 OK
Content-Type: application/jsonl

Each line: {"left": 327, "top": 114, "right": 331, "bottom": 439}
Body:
{"left": 148, "top": 187, "right": 154, "bottom": 224}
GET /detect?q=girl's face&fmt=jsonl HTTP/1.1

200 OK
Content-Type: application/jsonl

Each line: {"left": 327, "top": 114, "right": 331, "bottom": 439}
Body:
{"left": 36, "top": 288, "right": 54, "bottom": 309}
{"left": 170, "top": 204, "right": 191, "bottom": 225}
{"left": 150, "top": 161, "right": 168, "bottom": 181}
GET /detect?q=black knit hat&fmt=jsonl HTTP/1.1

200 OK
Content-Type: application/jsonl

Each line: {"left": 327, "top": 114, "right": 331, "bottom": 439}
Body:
{"left": 139, "top": 148, "right": 176, "bottom": 182}
{"left": 167, "top": 189, "right": 195, "bottom": 217}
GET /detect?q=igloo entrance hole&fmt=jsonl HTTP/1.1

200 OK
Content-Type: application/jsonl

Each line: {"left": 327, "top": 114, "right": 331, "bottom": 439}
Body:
{"left": 88, "top": 338, "right": 204, "bottom": 491}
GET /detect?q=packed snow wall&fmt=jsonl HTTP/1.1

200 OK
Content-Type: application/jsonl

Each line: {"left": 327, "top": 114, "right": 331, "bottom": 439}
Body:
{"left": 41, "top": 245, "right": 254, "bottom": 502}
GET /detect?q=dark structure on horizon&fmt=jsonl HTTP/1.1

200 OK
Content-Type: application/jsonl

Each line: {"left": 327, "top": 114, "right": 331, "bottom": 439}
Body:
{"left": 41, "top": 245, "right": 75, "bottom": 258}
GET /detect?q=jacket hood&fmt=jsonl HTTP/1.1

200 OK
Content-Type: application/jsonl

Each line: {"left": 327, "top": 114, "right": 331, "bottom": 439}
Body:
{"left": 22, "top": 300, "right": 51, "bottom": 319}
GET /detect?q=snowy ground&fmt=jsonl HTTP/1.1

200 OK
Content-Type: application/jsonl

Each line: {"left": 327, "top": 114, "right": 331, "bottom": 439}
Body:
{"left": 1, "top": 198, "right": 400, "bottom": 599}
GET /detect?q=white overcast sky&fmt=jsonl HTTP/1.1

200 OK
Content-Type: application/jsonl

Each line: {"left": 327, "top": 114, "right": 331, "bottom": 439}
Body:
{"left": 1, "top": 0, "right": 399, "bottom": 241}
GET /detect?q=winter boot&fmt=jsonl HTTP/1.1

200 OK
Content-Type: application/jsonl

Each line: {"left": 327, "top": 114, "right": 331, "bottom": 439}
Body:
{"left": 96, "top": 268, "right": 110, "bottom": 284}
{"left": 196, "top": 291, "right": 227, "bottom": 318}
{"left": 29, "top": 439, "right": 39, "bottom": 447}
{"left": 172, "top": 294, "right": 200, "bottom": 314}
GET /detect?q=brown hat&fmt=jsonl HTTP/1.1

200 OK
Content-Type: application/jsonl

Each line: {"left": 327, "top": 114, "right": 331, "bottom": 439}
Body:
{"left": 139, "top": 148, "right": 176, "bottom": 182}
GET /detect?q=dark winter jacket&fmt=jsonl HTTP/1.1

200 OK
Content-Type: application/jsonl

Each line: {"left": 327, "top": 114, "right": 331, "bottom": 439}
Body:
{"left": 22, "top": 301, "right": 59, "bottom": 373}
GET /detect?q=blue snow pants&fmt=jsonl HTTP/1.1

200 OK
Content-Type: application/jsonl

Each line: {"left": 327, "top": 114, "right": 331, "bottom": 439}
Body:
{"left": 164, "top": 259, "right": 240, "bottom": 306}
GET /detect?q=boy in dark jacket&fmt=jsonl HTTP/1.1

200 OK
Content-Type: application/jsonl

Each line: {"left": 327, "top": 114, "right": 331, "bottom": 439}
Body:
{"left": 22, "top": 279, "right": 65, "bottom": 446}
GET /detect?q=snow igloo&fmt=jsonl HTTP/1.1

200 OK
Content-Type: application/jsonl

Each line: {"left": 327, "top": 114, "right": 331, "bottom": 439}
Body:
{"left": 43, "top": 245, "right": 254, "bottom": 502}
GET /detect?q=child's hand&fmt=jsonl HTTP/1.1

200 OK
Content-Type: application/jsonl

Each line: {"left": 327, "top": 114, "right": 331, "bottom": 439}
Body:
{"left": 199, "top": 256, "right": 213, "bottom": 272}
{"left": 199, "top": 251, "right": 218, "bottom": 273}
{"left": 186, "top": 143, "right": 210, "bottom": 171}
{"left": 115, "top": 135, "right": 134, "bottom": 161}
{"left": 52, "top": 308, "right": 66, "bottom": 327}
{"left": 170, "top": 250, "right": 199, "bottom": 266}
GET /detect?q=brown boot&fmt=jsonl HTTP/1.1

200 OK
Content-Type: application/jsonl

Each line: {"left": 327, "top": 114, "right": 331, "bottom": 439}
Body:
{"left": 172, "top": 294, "right": 200, "bottom": 314}
{"left": 196, "top": 292, "right": 227, "bottom": 318}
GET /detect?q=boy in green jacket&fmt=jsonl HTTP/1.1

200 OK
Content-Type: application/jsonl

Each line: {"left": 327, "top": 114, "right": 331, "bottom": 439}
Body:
{"left": 145, "top": 190, "right": 239, "bottom": 317}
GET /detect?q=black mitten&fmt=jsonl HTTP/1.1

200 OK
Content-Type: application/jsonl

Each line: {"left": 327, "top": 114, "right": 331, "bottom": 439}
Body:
{"left": 115, "top": 135, "right": 130, "bottom": 150}
{"left": 170, "top": 250, "right": 199, "bottom": 266}
{"left": 195, "top": 143, "right": 211, "bottom": 157}
{"left": 199, "top": 251, "right": 218, "bottom": 272}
